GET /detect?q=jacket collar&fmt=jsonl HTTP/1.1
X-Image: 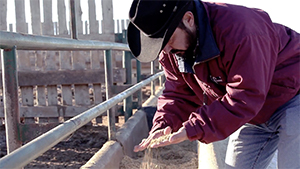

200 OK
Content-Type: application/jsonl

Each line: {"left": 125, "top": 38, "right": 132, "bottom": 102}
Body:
{"left": 176, "top": 0, "right": 220, "bottom": 73}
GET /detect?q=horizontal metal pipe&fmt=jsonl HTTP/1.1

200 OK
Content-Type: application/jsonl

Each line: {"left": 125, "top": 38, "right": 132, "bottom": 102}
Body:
{"left": 0, "top": 71, "right": 164, "bottom": 169}
{"left": 0, "top": 31, "right": 129, "bottom": 51}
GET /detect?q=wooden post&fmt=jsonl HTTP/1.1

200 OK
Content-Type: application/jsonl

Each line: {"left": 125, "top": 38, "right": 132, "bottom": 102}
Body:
{"left": 42, "top": 0, "right": 53, "bottom": 35}
{"left": 57, "top": 0, "right": 68, "bottom": 35}
{"left": 30, "top": 0, "right": 42, "bottom": 35}
{"left": 2, "top": 46, "right": 22, "bottom": 153}
{"left": 88, "top": 0, "right": 99, "bottom": 34}
{"left": 15, "top": 0, "right": 28, "bottom": 33}
{"left": 101, "top": 0, "right": 114, "bottom": 41}
{"left": 104, "top": 50, "right": 116, "bottom": 140}
{"left": 75, "top": 0, "right": 83, "bottom": 35}
{"left": 0, "top": 0, "right": 7, "bottom": 31}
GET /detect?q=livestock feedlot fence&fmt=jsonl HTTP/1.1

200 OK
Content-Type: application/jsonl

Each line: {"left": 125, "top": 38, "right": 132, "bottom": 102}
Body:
{"left": 0, "top": 30, "right": 165, "bottom": 168}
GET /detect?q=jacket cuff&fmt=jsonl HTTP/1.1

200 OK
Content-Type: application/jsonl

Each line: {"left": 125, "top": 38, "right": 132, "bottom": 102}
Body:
{"left": 183, "top": 120, "right": 204, "bottom": 141}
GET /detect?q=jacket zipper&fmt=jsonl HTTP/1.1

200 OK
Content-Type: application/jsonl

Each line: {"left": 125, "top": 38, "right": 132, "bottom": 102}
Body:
{"left": 192, "top": 54, "right": 220, "bottom": 73}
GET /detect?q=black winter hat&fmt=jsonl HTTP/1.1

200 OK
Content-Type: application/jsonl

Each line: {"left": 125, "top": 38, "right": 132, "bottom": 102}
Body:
{"left": 127, "top": 0, "right": 193, "bottom": 62}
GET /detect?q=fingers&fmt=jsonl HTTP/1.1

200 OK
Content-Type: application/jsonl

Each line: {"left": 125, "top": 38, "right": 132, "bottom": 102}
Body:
{"left": 148, "top": 126, "right": 173, "bottom": 148}
{"left": 149, "top": 136, "right": 171, "bottom": 148}
{"left": 133, "top": 129, "right": 165, "bottom": 152}
{"left": 150, "top": 127, "right": 188, "bottom": 148}
{"left": 133, "top": 126, "right": 188, "bottom": 152}
{"left": 134, "top": 137, "right": 151, "bottom": 152}
{"left": 134, "top": 139, "right": 147, "bottom": 152}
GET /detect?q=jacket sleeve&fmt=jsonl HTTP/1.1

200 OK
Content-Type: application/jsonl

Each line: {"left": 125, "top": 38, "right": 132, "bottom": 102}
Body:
{"left": 183, "top": 34, "right": 278, "bottom": 143}
{"left": 150, "top": 53, "right": 202, "bottom": 134}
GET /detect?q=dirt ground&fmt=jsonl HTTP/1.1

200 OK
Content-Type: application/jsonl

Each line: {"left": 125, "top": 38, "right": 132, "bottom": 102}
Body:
{"left": 0, "top": 123, "right": 111, "bottom": 169}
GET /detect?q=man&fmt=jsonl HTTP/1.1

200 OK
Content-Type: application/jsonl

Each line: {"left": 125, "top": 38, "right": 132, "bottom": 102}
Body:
{"left": 127, "top": 0, "right": 300, "bottom": 168}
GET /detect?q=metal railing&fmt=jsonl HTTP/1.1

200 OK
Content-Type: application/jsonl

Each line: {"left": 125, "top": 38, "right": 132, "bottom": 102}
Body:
{"left": 0, "top": 31, "right": 129, "bottom": 51}
{"left": 0, "top": 30, "right": 164, "bottom": 168}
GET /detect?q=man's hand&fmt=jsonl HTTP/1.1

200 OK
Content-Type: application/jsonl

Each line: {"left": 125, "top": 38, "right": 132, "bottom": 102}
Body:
{"left": 150, "top": 126, "right": 188, "bottom": 149}
{"left": 134, "top": 126, "right": 172, "bottom": 152}
{"left": 133, "top": 126, "right": 188, "bottom": 152}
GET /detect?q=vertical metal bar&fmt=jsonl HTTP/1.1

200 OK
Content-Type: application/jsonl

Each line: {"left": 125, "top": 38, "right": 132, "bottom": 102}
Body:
{"left": 2, "top": 46, "right": 22, "bottom": 154}
{"left": 151, "top": 61, "right": 155, "bottom": 95}
{"left": 136, "top": 60, "right": 142, "bottom": 107}
{"left": 122, "top": 30, "right": 133, "bottom": 121}
{"left": 104, "top": 49, "right": 116, "bottom": 140}
{"left": 123, "top": 51, "right": 133, "bottom": 121}
{"left": 122, "top": 31, "right": 132, "bottom": 84}
{"left": 70, "top": 0, "right": 77, "bottom": 39}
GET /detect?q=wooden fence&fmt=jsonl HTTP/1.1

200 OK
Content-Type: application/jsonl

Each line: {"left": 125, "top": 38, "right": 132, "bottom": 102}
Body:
{"left": 0, "top": 0, "right": 159, "bottom": 142}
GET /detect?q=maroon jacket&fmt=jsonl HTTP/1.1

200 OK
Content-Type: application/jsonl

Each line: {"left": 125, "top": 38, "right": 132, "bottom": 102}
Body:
{"left": 151, "top": 1, "right": 300, "bottom": 143}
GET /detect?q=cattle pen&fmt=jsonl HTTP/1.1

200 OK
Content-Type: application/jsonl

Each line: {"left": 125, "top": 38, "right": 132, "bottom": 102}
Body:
{"left": 0, "top": 29, "right": 165, "bottom": 168}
